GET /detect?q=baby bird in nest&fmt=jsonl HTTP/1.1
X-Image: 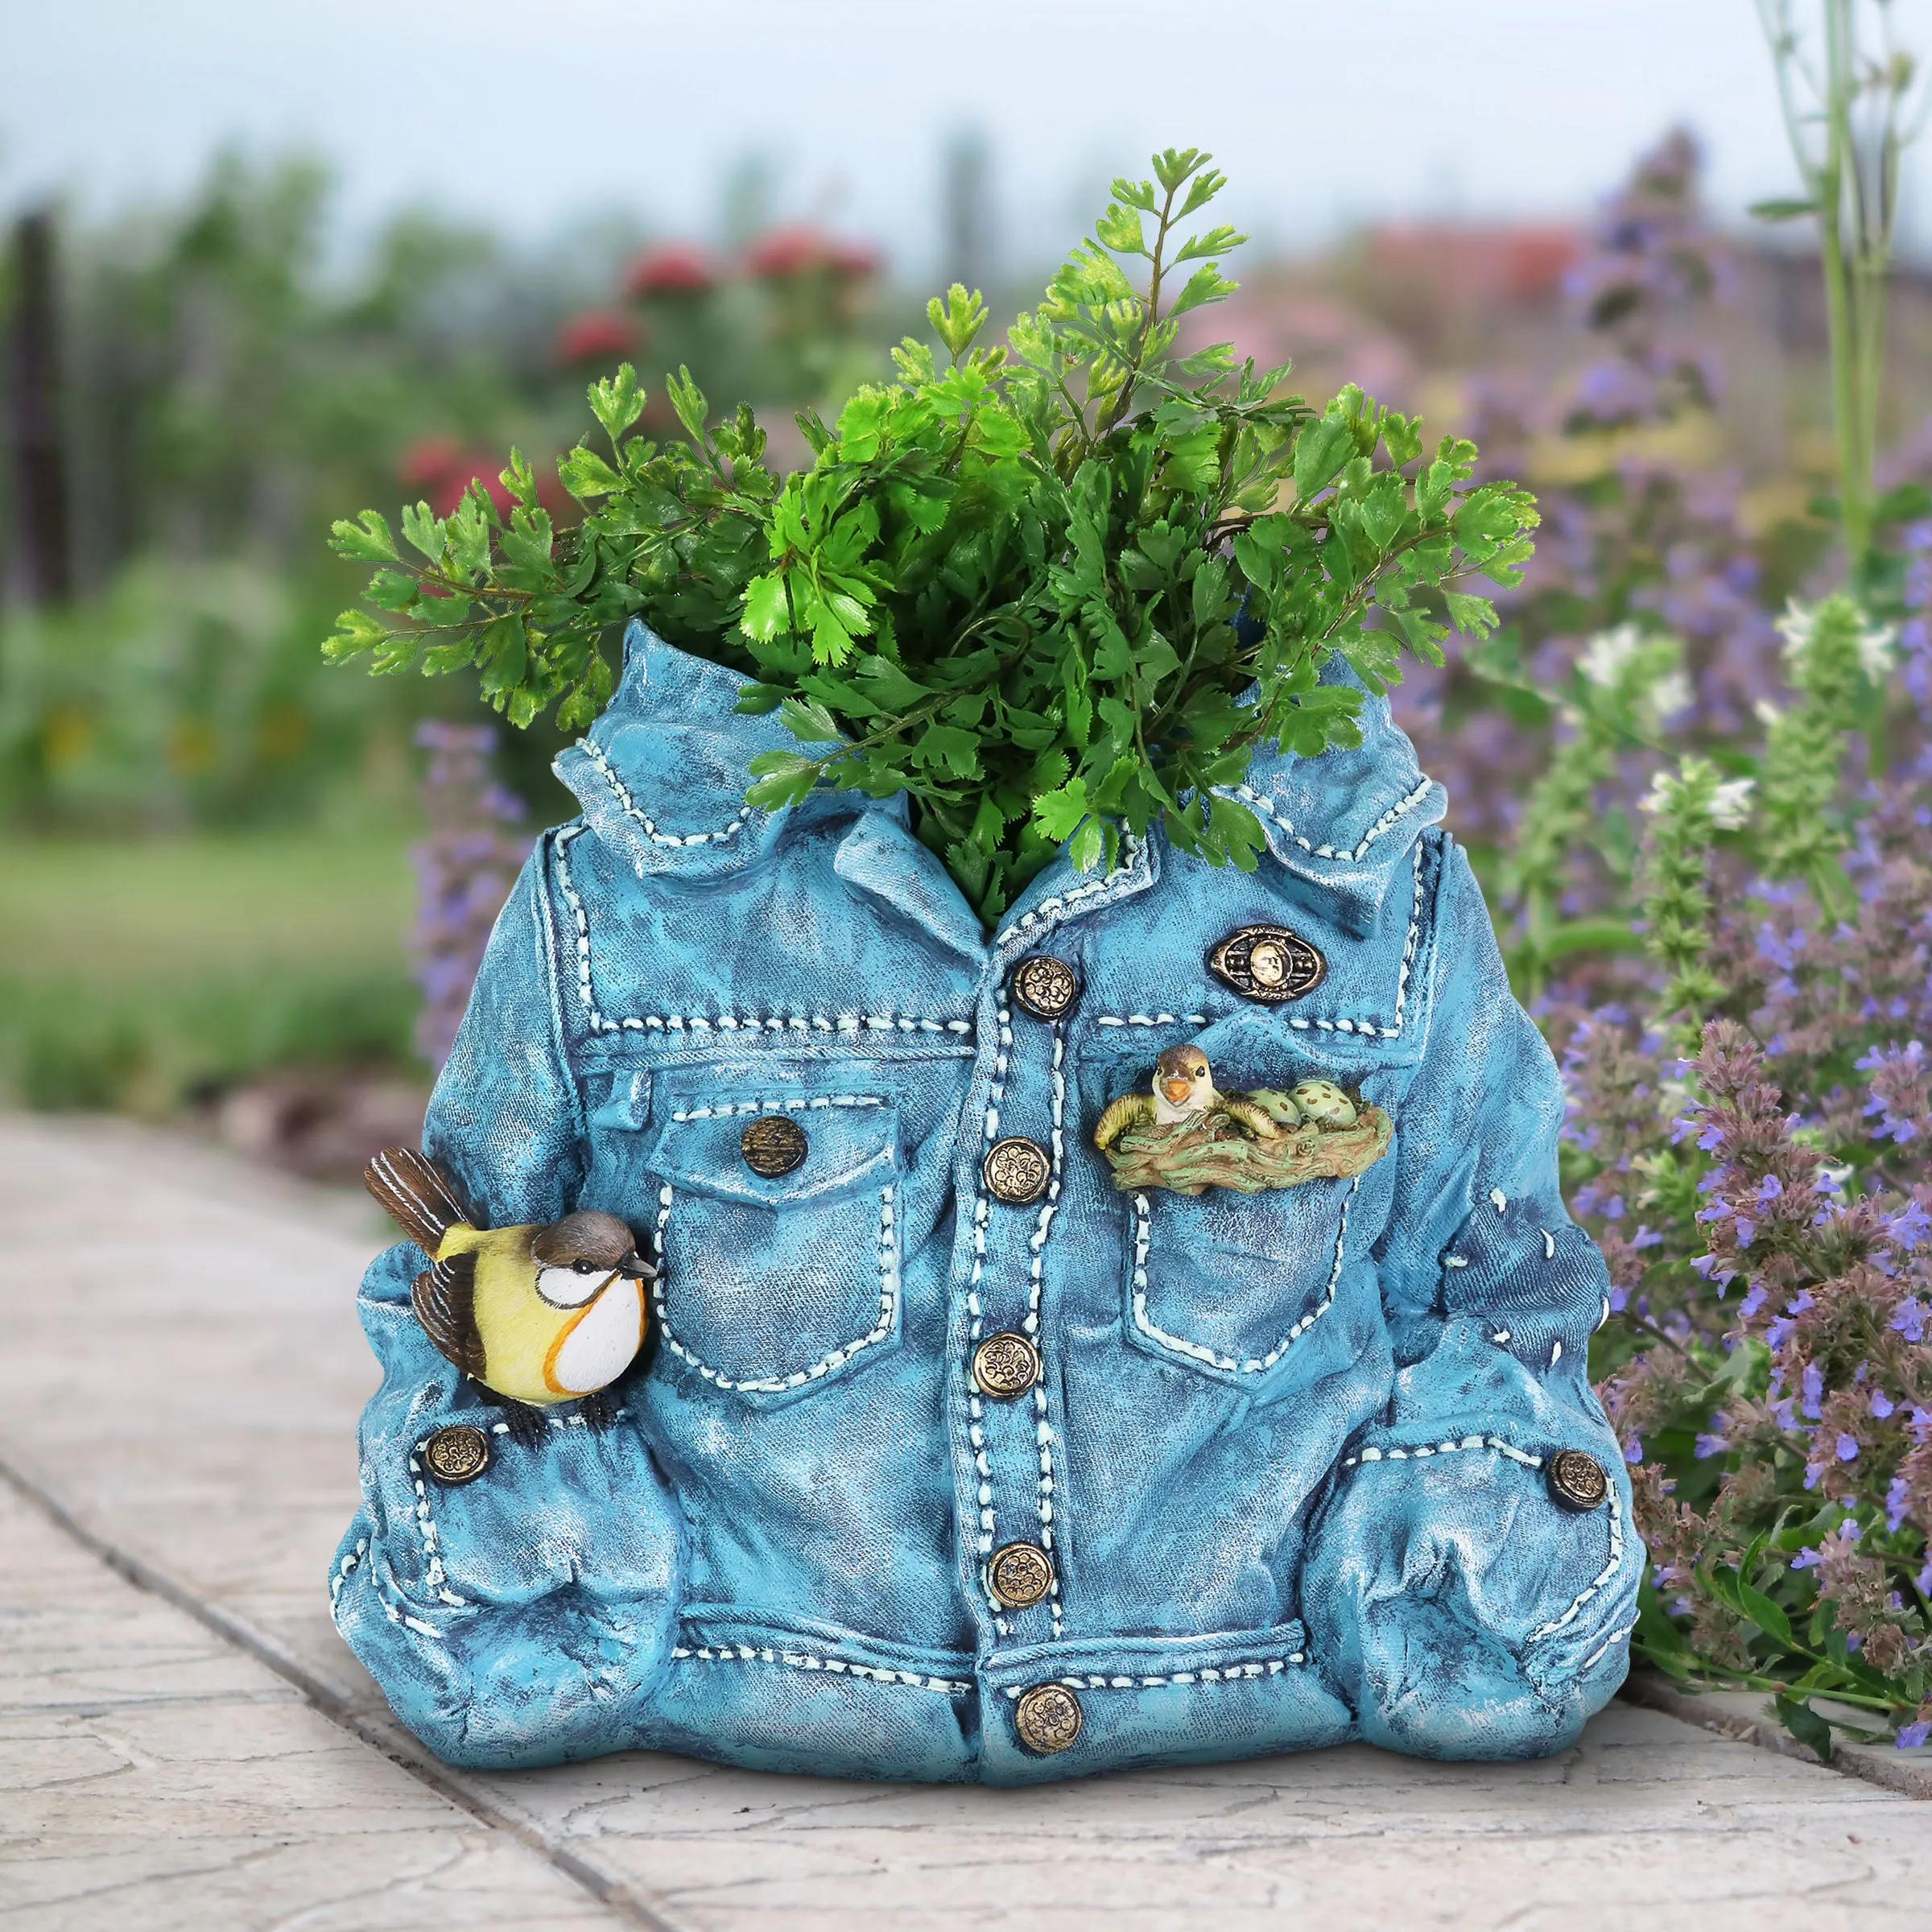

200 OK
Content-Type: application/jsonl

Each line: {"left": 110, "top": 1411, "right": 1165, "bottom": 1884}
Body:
{"left": 1094, "top": 1045, "right": 1354, "bottom": 1150}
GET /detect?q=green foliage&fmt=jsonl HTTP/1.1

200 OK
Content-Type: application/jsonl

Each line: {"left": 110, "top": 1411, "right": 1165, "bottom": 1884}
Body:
{"left": 1500, "top": 623, "right": 1686, "bottom": 991}
{"left": 1634, "top": 754, "right": 1755, "bottom": 1051}
{"left": 324, "top": 151, "right": 1538, "bottom": 923}
{"left": 1756, "top": 591, "right": 1895, "bottom": 910}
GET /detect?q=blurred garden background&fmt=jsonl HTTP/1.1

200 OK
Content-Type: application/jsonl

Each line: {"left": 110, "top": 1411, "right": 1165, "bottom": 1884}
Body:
{"left": 10, "top": 0, "right": 1932, "bottom": 1751}
{"left": 0, "top": 3, "right": 1903, "bottom": 1166}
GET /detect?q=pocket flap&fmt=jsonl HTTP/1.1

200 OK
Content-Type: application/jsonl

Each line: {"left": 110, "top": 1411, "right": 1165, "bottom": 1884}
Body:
{"left": 647, "top": 1098, "right": 898, "bottom": 1208}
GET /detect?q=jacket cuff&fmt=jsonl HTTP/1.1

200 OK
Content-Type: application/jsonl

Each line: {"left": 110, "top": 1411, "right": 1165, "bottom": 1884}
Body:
{"left": 331, "top": 1243, "right": 685, "bottom": 1766}
{"left": 1302, "top": 1319, "right": 1641, "bottom": 1758}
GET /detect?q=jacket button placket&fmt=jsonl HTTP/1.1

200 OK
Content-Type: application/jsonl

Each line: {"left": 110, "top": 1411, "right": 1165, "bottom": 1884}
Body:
{"left": 963, "top": 956, "right": 1074, "bottom": 1645}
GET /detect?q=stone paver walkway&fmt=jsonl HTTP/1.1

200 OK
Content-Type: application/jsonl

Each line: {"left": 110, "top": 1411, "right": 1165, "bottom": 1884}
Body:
{"left": 5, "top": 1111, "right": 1932, "bottom": 1930}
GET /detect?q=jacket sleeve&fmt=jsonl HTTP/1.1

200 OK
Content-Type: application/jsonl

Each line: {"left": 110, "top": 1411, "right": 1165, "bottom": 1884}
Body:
{"left": 329, "top": 839, "right": 684, "bottom": 1769}
{"left": 1301, "top": 835, "right": 1642, "bottom": 1761}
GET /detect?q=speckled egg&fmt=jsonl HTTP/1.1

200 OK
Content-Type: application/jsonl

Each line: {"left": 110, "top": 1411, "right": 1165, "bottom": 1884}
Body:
{"left": 1290, "top": 1080, "right": 1357, "bottom": 1128}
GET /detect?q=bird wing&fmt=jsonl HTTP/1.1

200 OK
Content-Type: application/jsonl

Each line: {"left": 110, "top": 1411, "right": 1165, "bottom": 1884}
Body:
{"left": 411, "top": 1251, "right": 488, "bottom": 1382}
{"left": 1217, "top": 1096, "right": 1282, "bottom": 1141}
{"left": 365, "top": 1146, "right": 474, "bottom": 1255}
{"left": 1094, "top": 1093, "right": 1156, "bottom": 1150}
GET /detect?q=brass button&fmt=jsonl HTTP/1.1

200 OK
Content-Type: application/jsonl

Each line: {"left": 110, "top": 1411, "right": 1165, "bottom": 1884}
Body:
{"left": 972, "top": 1331, "right": 1040, "bottom": 1400}
{"left": 988, "top": 1542, "right": 1055, "bottom": 1609}
{"left": 422, "top": 1423, "right": 490, "bottom": 1485}
{"left": 984, "top": 1137, "right": 1051, "bottom": 1206}
{"left": 1207, "top": 924, "right": 1327, "bottom": 1003}
{"left": 741, "top": 1114, "right": 807, "bottom": 1178}
{"left": 1547, "top": 1448, "right": 1609, "bottom": 1512}
{"left": 1011, "top": 955, "right": 1080, "bottom": 1022}
{"left": 1013, "top": 1682, "right": 1084, "bottom": 1755}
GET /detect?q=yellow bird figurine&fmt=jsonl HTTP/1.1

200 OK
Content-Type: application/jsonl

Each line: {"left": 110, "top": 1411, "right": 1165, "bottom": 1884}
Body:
{"left": 363, "top": 1146, "right": 655, "bottom": 1436}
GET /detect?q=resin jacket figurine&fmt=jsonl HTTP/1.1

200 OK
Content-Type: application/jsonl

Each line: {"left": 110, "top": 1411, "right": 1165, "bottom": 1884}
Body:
{"left": 331, "top": 620, "right": 1641, "bottom": 1783}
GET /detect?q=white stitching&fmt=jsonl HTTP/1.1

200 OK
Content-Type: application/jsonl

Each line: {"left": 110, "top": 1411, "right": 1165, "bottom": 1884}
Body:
{"left": 1088, "top": 837, "right": 1426, "bottom": 1039}
{"left": 1583, "top": 1623, "right": 1637, "bottom": 1670}
{"left": 576, "top": 735, "right": 750, "bottom": 847}
{"left": 670, "top": 1096, "right": 883, "bottom": 1121}
{"left": 966, "top": 1000, "right": 1012, "bottom": 1628}
{"left": 1129, "top": 1174, "right": 1357, "bottom": 1374}
{"left": 1030, "top": 1024, "right": 1067, "bottom": 1636}
{"left": 555, "top": 828, "right": 973, "bottom": 1039}
{"left": 369, "top": 1554, "right": 444, "bottom": 1641}
{"left": 671, "top": 1643, "right": 972, "bottom": 1695}
{"left": 1344, "top": 1434, "right": 1546, "bottom": 1469}
{"left": 998, "top": 1652, "right": 1307, "bottom": 1693}
{"left": 328, "top": 1538, "right": 367, "bottom": 1606}
{"left": 993, "top": 836, "right": 1149, "bottom": 949}
{"left": 1226, "top": 773, "right": 1435, "bottom": 862}
{"left": 653, "top": 1183, "right": 897, "bottom": 1392}
{"left": 406, "top": 1448, "right": 472, "bottom": 1607}
{"left": 1527, "top": 1491, "right": 1627, "bottom": 1643}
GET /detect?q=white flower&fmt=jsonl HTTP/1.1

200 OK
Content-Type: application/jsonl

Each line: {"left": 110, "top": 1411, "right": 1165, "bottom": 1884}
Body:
{"left": 1774, "top": 597, "right": 1814, "bottom": 663}
{"left": 1857, "top": 620, "right": 1897, "bottom": 681}
{"left": 1579, "top": 623, "right": 1643, "bottom": 687}
{"left": 1754, "top": 698, "right": 1783, "bottom": 731}
{"left": 1708, "top": 777, "right": 1756, "bottom": 830}
{"left": 1644, "top": 669, "right": 1695, "bottom": 728}
{"left": 1638, "top": 764, "right": 1753, "bottom": 831}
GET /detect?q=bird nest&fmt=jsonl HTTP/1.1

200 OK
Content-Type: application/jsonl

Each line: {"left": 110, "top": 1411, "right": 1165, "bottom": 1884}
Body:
{"left": 1099, "top": 1104, "right": 1393, "bottom": 1196}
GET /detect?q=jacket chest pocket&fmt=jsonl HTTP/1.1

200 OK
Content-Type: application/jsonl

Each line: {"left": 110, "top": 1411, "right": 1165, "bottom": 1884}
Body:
{"left": 646, "top": 1100, "right": 902, "bottom": 1404}
{"left": 1125, "top": 1174, "right": 1359, "bottom": 1384}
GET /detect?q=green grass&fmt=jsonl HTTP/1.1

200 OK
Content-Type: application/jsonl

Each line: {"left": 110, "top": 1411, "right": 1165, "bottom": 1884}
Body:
{"left": 0, "top": 832, "right": 423, "bottom": 1112}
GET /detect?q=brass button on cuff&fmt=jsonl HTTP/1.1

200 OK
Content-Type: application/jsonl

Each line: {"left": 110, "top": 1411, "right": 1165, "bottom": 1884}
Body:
{"left": 988, "top": 1541, "right": 1055, "bottom": 1609}
{"left": 1013, "top": 1682, "right": 1084, "bottom": 1754}
{"left": 984, "top": 1137, "right": 1051, "bottom": 1206}
{"left": 1546, "top": 1448, "right": 1609, "bottom": 1512}
{"left": 422, "top": 1423, "right": 491, "bottom": 1485}
{"left": 1010, "top": 954, "right": 1080, "bottom": 1022}
{"left": 972, "top": 1331, "right": 1040, "bottom": 1399}
{"left": 1208, "top": 924, "right": 1327, "bottom": 1003}
{"left": 741, "top": 1114, "right": 808, "bottom": 1179}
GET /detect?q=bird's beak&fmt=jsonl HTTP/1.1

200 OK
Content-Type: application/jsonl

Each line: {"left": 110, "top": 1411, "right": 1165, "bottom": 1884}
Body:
{"left": 620, "top": 1249, "right": 658, "bottom": 1282}
{"left": 1162, "top": 1079, "right": 1192, "bottom": 1103}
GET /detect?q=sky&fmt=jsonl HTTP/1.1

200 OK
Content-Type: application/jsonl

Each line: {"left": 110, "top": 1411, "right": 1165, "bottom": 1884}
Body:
{"left": 5, "top": 0, "right": 1932, "bottom": 275}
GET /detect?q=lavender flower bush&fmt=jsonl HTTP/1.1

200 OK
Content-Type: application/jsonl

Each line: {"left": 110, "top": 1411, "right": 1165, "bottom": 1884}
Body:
{"left": 408, "top": 721, "right": 534, "bottom": 1070}
{"left": 1396, "top": 6, "right": 1932, "bottom": 1753}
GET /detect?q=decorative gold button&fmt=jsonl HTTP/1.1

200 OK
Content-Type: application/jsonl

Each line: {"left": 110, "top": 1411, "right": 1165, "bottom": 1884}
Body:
{"left": 988, "top": 1542, "right": 1055, "bottom": 1609}
{"left": 972, "top": 1331, "right": 1040, "bottom": 1399}
{"left": 1207, "top": 924, "right": 1326, "bottom": 1003}
{"left": 741, "top": 1115, "right": 807, "bottom": 1179}
{"left": 422, "top": 1423, "right": 490, "bottom": 1485}
{"left": 984, "top": 1137, "right": 1051, "bottom": 1206}
{"left": 1013, "top": 1682, "right": 1084, "bottom": 1755}
{"left": 1010, "top": 955, "right": 1080, "bottom": 1022}
{"left": 1547, "top": 1448, "right": 1609, "bottom": 1512}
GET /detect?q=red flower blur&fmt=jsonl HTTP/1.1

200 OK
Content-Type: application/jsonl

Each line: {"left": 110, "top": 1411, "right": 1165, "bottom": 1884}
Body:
{"left": 624, "top": 242, "right": 717, "bottom": 299}
{"left": 396, "top": 437, "right": 516, "bottom": 518}
{"left": 742, "top": 225, "right": 879, "bottom": 281}
{"left": 554, "top": 308, "right": 638, "bottom": 367}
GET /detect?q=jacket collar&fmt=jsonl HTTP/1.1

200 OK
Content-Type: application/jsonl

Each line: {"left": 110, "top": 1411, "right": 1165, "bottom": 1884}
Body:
{"left": 556, "top": 623, "right": 1439, "bottom": 942}
{"left": 1222, "top": 659, "right": 1446, "bottom": 935}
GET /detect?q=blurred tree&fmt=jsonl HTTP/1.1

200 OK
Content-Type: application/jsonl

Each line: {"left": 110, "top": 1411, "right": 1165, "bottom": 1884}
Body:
{"left": 941, "top": 128, "right": 993, "bottom": 298}
{"left": 6, "top": 210, "right": 72, "bottom": 604}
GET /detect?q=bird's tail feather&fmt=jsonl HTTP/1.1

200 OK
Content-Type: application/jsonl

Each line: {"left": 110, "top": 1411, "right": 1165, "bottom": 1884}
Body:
{"left": 364, "top": 1146, "right": 472, "bottom": 1255}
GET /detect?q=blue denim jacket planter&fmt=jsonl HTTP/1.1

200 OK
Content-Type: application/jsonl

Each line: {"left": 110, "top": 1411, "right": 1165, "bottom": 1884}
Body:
{"left": 332, "top": 621, "right": 1642, "bottom": 1784}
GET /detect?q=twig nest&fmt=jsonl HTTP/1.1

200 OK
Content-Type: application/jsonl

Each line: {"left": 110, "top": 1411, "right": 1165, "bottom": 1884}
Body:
{"left": 1100, "top": 1102, "right": 1393, "bottom": 1196}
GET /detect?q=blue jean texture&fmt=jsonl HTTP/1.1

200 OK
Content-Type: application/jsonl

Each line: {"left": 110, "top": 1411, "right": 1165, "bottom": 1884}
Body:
{"left": 330, "top": 620, "right": 1641, "bottom": 1782}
